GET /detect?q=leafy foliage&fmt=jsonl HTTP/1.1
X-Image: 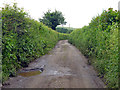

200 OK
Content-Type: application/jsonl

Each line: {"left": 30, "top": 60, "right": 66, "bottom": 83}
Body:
{"left": 39, "top": 10, "right": 66, "bottom": 30}
{"left": 56, "top": 27, "right": 74, "bottom": 34}
{"left": 2, "top": 3, "right": 60, "bottom": 82}
{"left": 58, "top": 33, "right": 69, "bottom": 40}
{"left": 69, "top": 8, "right": 119, "bottom": 88}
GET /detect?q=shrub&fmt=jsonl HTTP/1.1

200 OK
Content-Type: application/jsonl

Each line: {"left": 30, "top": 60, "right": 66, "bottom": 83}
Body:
{"left": 69, "top": 8, "right": 119, "bottom": 88}
{"left": 2, "top": 3, "right": 59, "bottom": 82}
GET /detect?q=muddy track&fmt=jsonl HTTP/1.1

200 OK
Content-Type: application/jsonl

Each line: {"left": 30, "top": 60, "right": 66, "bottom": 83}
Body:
{"left": 3, "top": 40, "right": 106, "bottom": 88}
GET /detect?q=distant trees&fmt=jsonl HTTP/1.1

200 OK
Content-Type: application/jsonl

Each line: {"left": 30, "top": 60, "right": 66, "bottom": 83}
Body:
{"left": 39, "top": 10, "right": 66, "bottom": 30}
{"left": 56, "top": 27, "right": 74, "bottom": 34}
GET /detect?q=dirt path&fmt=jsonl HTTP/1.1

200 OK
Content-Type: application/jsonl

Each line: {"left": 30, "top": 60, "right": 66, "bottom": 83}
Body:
{"left": 3, "top": 40, "right": 106, "bottom": 88}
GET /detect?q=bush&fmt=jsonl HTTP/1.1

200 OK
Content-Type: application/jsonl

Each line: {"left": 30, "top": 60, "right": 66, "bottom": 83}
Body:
{"left": 68, "top": 8, "right": 119, "bottom": 88}
{"left": 2, "top": 3, "right": 59, "bottom": 82}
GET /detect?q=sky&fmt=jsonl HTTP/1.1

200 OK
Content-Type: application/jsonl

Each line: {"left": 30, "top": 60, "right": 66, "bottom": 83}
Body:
{"left": 0, "top": 0, "right": 120, "bottom": 28}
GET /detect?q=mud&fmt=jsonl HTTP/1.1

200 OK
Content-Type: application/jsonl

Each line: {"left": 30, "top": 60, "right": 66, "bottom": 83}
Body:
{"left": 2, "top": 40, "right": 106, "bottom": 88}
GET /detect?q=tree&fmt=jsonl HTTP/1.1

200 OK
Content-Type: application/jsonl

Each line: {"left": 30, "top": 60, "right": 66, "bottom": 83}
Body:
{"left": 39, "top": 10, "right": 67, "bottom": 30}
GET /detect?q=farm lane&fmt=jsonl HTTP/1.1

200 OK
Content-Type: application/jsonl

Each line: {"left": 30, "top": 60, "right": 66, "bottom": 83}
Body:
{"left": 3, "top": 40, "right": 105, "bottom": 88}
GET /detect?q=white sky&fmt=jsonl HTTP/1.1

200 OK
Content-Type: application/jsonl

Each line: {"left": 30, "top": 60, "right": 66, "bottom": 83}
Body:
{"left": 0, "top": 0, "right": 120, "bottom": 28}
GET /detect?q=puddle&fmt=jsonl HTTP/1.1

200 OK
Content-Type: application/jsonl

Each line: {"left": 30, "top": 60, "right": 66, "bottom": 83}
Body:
{"left": 18, "top": 65, "right": 45, "bottom": 77}
{"left": 18, "top": 71, "right": 41, "bottom": 77}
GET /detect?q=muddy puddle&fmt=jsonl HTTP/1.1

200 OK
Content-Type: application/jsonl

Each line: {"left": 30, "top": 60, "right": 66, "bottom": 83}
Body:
{"left": 18, "top": 65, "right": 45, "bottom": 77}
{"left": 18, "top": 71, "right": 41, "bottom": 77}
{"left": 18, "top": 67, "right": 44, "bottom": 77}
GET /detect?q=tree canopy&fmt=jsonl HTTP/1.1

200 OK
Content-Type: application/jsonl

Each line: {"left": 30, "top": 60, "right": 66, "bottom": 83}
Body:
{"left": 39, "top": 10, "right": 66, "bottom": 30}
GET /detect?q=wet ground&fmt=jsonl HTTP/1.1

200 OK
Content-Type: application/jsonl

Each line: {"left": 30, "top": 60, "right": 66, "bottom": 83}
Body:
{"left": 2, "top": 40, "right": 106, "bottom": 88}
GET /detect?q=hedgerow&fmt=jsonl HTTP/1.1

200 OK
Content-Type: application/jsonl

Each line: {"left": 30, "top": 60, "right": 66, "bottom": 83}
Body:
{"left": 1, "top": 3, "right": 60, "bottom": 82}
{"left": 69, "top": 8, "right": 119, "bottom": 88}
{"left": 58, "top": 33, "right": 69, "bottom": 40}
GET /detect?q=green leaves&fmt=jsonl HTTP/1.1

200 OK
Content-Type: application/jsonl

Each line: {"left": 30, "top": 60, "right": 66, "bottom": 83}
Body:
{"left": 69, "top": 8, "right": 119, "bottom": 88}
{"left": 2, "top": 3, "right": 59, "bottom": 83}
{"left": 39, "top": 10, "right": 66, "bottom": 30}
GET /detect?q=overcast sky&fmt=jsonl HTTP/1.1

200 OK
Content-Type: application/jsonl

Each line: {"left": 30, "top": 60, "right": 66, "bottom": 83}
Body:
{"left": 1, "top": 0, "right": 120, "bottom": 28}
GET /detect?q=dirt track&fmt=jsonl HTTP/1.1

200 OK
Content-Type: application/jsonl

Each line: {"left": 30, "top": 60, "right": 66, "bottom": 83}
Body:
{"left": 3, "top": 40, "right": 106, "bottom": 88}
